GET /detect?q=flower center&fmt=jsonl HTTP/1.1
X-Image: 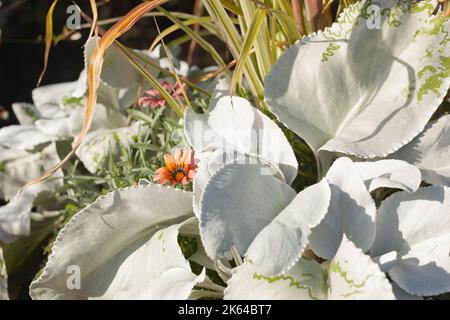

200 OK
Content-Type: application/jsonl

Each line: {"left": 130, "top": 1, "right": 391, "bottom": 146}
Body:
{"left": 173, "top": 167, "right": 186, "bottom": 181}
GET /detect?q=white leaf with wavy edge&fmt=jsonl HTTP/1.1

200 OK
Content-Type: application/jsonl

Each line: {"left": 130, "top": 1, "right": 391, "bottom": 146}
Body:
{"left": 192, "top": 150, "right": 284, "bottom": 218}
{"left": 265, "top": 0, "right": 449, "bottom": 159}
{"left": 12, "top": 103, "right": 40, "bottom": 125}
{"left": 328, "top": 236, "right": 395, "bottom": 300}
{"left": 32, "top": 81, "right": 79, "bottom": 109}
{"left": 108, "top": 221, "right": 206, "bottom": 300}
{"left": 0, "top": 248, "right": 8, "bottom": 300}
{"left": 371, "top": 186, "right": 450, "bottom": 296}
{"left": 75, "top": 123, "right": 140, "bottom": 174}
{"left": 309, "top": 157, "right": 376, "bottom": 260}
{"left": 354, "top": 159, "right": 421, "bottom": 192}
{"left": 0, "top": 143, "right": 63, "bottom": 201}
{"left": 185, "top": 95, "right": 298, "bottom": 185}
{"left": 30, "top": 184, "right": 196, "bottom": 300}
{"left": 0, "top": 188, "right": 38, "bottom": 243}
{"left": 0, "top": 125, "right": 54, "bottom": 151}
{"left": 245, "top": 178, "right": 331, "bottom": 276}
{"left": 391, "top": 115, "right": 450, "bottom": 186}
{"left": 200, "top": 163, "right": 296, "bottom": 260}
{"left": 224, "top": 258, "right": 326, "bottom": 300}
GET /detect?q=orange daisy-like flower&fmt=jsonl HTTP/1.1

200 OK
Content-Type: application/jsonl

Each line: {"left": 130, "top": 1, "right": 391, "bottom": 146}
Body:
{"left": 154, "top": 148, "right": 197, "bottom": 186}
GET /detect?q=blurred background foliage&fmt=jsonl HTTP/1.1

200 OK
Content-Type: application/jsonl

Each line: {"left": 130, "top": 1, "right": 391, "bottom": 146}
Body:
{"left": 0, "top": 0, "right": 220, "bottom": 127}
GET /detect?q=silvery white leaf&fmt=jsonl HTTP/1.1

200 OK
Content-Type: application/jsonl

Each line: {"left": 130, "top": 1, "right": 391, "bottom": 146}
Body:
{"left": 200, "top": 163, "right": 296, "bottom": 260}
{"left": 224, "top": 258, "right": 326, "bottom": 300}
{"left": 0, "top": 125, "right": 54, "bottom": 151}
{"left": 0, "top": 143, "right": 63, "bottom": 201}
{"left": 355, "top": 159, "right": 421, "bottom": 192}
{"left": 185, "top": 95, "right": 298, "bottom": 185}
{"left": 245, "top": 178, "right": 331, "bottom": 276}
{"left": 12, "top": 103, "right": 40, "bottom": 125}
{"left": 372, "top": 186, "right": 450, "bottom": 296}
{"left": 391, "top": 115, "right": 450, "bottom": 186}
{"left": 30, "top": 184, "right": 195, "bottom": 300}
{"left": 265, "top": 0, "right": 449, "bottom": 159}
{"left": 309, "top": 157, "right": 376, "bottom": 259}
{"left": 328, "top": 236, "right": 395, "bottom": 300}
{"left": 75, "top": 123, "right": 140, "bottom": 174}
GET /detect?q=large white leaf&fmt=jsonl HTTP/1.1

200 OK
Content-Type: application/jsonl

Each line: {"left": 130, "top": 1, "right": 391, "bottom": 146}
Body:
{"left": 0, "top": 143, "right": 63, "bottom": 201}
{"left": 185, "top": 95, "right": 298, "bottom": 185}
{"left": 199, "top": 163, "right": 296, "bottom": 260}
{"left": 309, "top": 157, "right": 376, "bottom": 259}
{"left": 265, "top": 0, "right": 450, "bottom": 159}
{"left": 12, "top": 103, "right": 40, "bottom": 125}
{"left": 76, "top": 123, "right": 140, "bottom": 173}
{"left": 0, "top": 125, "right": 54, "bottom": 151}
{"left": 371, "top": 186, "right": 450, "bottom": 296}
{"left": 30, "top": 184, "right": 196, "bottom": 300}
{"left": 355, "top": 159, "right": 421, "bottom": 192}
{"left": 391, "top": 115, "right": 450, "bottom": 186}
{"left": 224, "top": 258, "right": 326, "bottom": 300}
{"left": 245, "top": 178, "right": 331, "bottom": 276}
{"left": 0, "top": 188, "right": 38, "bottom": 243}
{"left": 32, "top": 81, "right": 79, "bottom": 109}
{"left": 328, "top": 236, "right": 395, "bottom": 300}
{"left": 0, "top": 247, "right": 8, "bottom": 300}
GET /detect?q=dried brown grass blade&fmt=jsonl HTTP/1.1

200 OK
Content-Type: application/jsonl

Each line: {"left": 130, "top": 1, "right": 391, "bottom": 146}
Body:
{"left": 21, "top": 0, "right": 170, "bottom": 194}
{"left": 37, "top": 0, "right": 59, "bottom": 86}
{"left": 88, "top": 0, "right": 99, "bottom": 39}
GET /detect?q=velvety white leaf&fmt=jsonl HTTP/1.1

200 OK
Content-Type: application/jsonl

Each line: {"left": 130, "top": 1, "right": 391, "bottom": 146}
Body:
{"left": 245, "top": 178, "right": 331, "bottom": 276}
{"left": 309, "top": 157, "right": 376, "bottom": 259}
{"left": 0, "top": 188, "right": 36, "bottom": 243}
{"left": 76, "top": 123, "right": 140, "bottom": 173}
{"left": 355, "top": 159, "right": 421, "bottom": 192}
{"left": 224, "top": 258, "right": 326, "bottom": 300}
{"left": 32, "top": 81, "right": 79, "bottom": 109}
{"left": 30, "top": 184, "right": 195, "bottom": 300}
{"left": 185, "top": 95, "right": 298, "bottom": 185}
{"left": 391, "top": 115, "right": 450, "bottom": 186}
{"left": 0, "top": 125, "right": 54, "bottom": 151}
{"left": 0, "top": 143, "right": 63, "bottom": 201}
{"left": 12, "top": 103, "right": 40, "bottom": 125}
{"left": 265, "top": 0, "right": 450, "bottom": 159}
{"left": 0, "top": 247, "right": 8, "bottom": 300}
{"left": 328, "top": 236, "right": 395, "bottom": 300}
{"left": 372, "top": 186, "right": 450, "bottom": 296}
{"left": 114, "top": 268, "right": 206, "bottom": 300}
{"left": 200, "top": 163, "right": 296, "bottom": 260}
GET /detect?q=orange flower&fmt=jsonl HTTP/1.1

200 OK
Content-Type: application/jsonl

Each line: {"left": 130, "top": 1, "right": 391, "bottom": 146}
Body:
{"left": 154, "top": 148, "right": 197, "bottom": 186}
